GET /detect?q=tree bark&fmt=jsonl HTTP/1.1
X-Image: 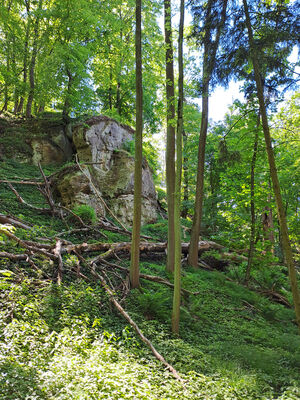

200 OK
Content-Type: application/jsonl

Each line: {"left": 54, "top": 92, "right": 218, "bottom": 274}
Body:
{"left": 262, "top": 203, "right": 275, "bottom": 253}
{"left": 182, "top": 129, "right": 189, "bottom": 218}
{"left": 62, "top": 69, "right": 74, "bottom": 124}
{"left": 189, "top": 0, "right": 228, "bottom": 267}
{"left": 130, "top": 0, "right": 143, "bottom": 289}
{"left": 245, "top": 129, "right": 259, "bottom": 284}
{"left": 172, "top": 0, "right": 184, "bottom": 335}
{"left": 243, "top": 0, "right": 300, "bottom": 333}
{"left": 17, "top": 3, "right": 31, "bottom": 114}
{"left": 26, "top": 0, "right": 43, "bottom": 117}
{"left": 164, "top": 0, "right": 176, "bottom": 272}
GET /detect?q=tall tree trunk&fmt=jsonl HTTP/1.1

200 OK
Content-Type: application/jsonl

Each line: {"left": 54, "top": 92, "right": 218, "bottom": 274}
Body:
{"left": 164, "top": 0, "right": 176, "bottom": 272}
{"left": 2, "top": 37, "right": 10, "bottom": 112}
{"left": 181, "top": 129, "right": 189, "bottom": 219}
{"left": 62, "top": 69, "right": 74, "bottom": 124}
{"left": 116, "top": 81, "right": 121, "bottom": 115}
{"left": 188, "top": 0, "right": 228, "bottom": 267}
{"left": 18, "top": 1, "right": 31, "bottom": 114}
{"left": 1, "top": 0, "right": 13, "bottom": 113}
{"left": 262, "top": 205, "right": 275, "bottom": 253}
{"left": 262, "top": 180, "right": 275, "bottom": 254}
{"left": 11, "top": 36, "right": 19, "bottom": 114}
{"left": 243, "top": 0, "right": 300, "bottom": 333}
{"left": 26, "top": 0, "right": 43, "bottom": 117}
{"left": 188, "top": 77, "right": 209, "bottom": 267}
{"left": 172, "top": 0, "right": 184, "bottom": 335}
{"left": 130, "top": 0, "right": 143, "bottom": 289}
{"left": 245, "top": 129, "right": 259, "bottom": 285}
{"left": 109, "top": 66, "right": 113, "bottom": 110}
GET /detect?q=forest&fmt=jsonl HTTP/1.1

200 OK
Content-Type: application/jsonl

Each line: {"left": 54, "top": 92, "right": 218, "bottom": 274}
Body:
{"left": 0, "top": 0, "right": 300, "bottom": 399}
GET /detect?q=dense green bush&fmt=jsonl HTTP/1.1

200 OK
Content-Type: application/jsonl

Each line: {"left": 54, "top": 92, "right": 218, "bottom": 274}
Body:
{"left": 72, "top": 204, "right": 97, "bottom": 224}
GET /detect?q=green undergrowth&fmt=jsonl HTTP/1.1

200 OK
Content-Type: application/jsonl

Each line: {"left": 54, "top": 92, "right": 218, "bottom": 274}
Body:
{"left": 1, "top": 160, "right": 300, "bottom": 399}
{"left": 1, "top": 267, "right": 300, "bottom": 400}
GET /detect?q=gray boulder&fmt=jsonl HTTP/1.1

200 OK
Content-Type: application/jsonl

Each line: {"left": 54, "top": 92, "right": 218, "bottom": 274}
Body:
{"left": 54, "top": 116, "right": 158, "bottom": 226}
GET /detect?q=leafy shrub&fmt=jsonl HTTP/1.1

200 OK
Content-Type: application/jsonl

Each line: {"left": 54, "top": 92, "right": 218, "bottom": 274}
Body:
{"left": 132, "top": 288, "right": 171, "bottom": 322}
{"left": 122, "top": 139, "right": 135, "bottom": 155}
{"left": 71, "top": 204, "right": 97, "bottom": 224}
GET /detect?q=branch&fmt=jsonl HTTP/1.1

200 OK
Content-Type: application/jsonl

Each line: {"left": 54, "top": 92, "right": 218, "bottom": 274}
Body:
{"left": 0, "top": 179, "right": 42, "bottom": 185}
{"left": 38, "top": 162, "right": 56, "bottom": 214}
{"left": 0, "top": 213, "right": 33, "bottom": 230}
{"left": 7, "top": 183, "right": 53, "bottom": 214}
{"left": 97, "top": 259, "right": 199, "bottom": 296}
{"left": 92, "top": 264, "right": 183, "bottom": 381}
{"left": 0, "top": 228, "right": 57, "bottom": 260}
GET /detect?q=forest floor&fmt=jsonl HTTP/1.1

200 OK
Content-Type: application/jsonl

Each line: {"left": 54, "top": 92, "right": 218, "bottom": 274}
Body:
{"left": 0, "top": 159, "right": 300, "bottom": 400}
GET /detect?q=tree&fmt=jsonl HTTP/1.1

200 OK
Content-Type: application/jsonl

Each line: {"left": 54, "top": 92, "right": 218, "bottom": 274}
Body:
{"left": 25, "top": 0, "right": 43, "bottom": 117}
{"left": 164, "top": 0, "right": 176, "bottom": 273}
{"left": 243, "top": 0, "right": 300, "bottom": 333}
{"left": 245, "top": 123, "right": 259, "bottom": 284}
{"left": 188, "top": 0, "right": 228, "bottom": 267}
{"left": 172, "top": 0, "right": 184, "bottom": 334}
{"left": 130, "top": 0, "right": 143, "bottom": 289}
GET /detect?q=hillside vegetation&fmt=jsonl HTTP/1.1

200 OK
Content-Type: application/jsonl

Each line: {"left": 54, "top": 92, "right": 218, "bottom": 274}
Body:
{"left": 1, "top": 159, "right": 300, "bottom": 400}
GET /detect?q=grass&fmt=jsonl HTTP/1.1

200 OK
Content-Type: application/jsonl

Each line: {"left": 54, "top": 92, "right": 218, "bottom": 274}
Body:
{"left": 1, "top": 159, "right": 300, "bottom": 399}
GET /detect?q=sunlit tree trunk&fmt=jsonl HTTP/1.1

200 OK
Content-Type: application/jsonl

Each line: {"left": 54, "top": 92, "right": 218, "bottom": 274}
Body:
{"left": 182, "top": 129, "right": 189, "bottom": 219}
{"left": 62, "top": 69, "right": 74, "bottom": 124}
{"left": 130, "top": 0, "right": 143, "bottom": 289}
{"left": 262, "top": 184, "right": 275, "bottom": 254}
{"left": 172, "top": 0, "right": 184, "bottom": 335}
{"left": 17, "top": 1, "right": 31, "bottom": 113}
{"left": 243, "top": 0, "right": 300, "bottom": 333}
{"left": 164, "top": 0, "right": 176, "bottom": 272}
{"left": 26, "top": 0, "right": 43, "bottom": 117}
{"left": 189, "top": 0, "right": 228, "bottom": 267}
{"left": 245, "top": 129, "right": 259, "bottom": 284}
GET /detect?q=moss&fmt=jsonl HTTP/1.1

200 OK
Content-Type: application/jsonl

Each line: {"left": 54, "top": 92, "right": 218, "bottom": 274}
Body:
{"left": 92, "top": 150, "right": 134, "bottom": 198}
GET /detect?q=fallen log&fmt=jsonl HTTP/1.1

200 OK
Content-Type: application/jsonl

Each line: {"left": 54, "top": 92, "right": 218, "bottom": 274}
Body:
{"left": 65, "top": 240, "right": 224, "bottom": 257}
{"left": 0, "top": 228, "right": 57, "bottom": 260}
{"left": 0, "top": 213, "right": 33, "bottom": 230}
{"left": 0, "top": 179, "right": 42, "bottom": 185}
{"left": 0, "top": 252, "right": 28, "bottom": 261}
{"left": 257, "top": 289, "right": 291, "bottom": 307}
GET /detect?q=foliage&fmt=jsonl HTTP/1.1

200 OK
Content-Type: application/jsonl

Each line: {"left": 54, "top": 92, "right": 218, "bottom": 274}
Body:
{"left": 71, "top": 204, "right": 97, "bottom": 225}
{"left": 0, "top": 0, "right": 164, "bottom": 128}
{"left": 1, "top": 262, "right": 300, "bottom": 400}
{"left": 0, "top": 156, "right": 300, "bottom": 398}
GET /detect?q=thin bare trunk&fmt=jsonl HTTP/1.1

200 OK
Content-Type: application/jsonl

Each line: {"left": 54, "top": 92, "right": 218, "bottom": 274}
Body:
{"left": 245, "top": 129, "right": 259, "bottom": 284}
{"left": 130, "top": 0, "right": 143, "bottom": 289}
{"left": 62, "top": 69, "right": 74, "bottom": 124}
{"left": 26, "top": 0, "right": 42, "bottom": 117}
{"left": 182, "top": 129, "right": 189, "bottom": 218}
{"left": 164, "top": 0, "right": 176, "bottom": 272}
{"left": 18, "top": 2, "right": 31, "bottom": 113}
{"left": 243, "top": 0, "right": 300, "bottom": 333}
{"left": 172, "top": 0, "right": 184, "bottom": 335}
{"left": 188, "top": 0, "right": 228, "bottom": 267}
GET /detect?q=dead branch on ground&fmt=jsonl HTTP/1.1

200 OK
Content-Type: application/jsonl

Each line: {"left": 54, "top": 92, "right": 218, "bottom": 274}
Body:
{"left": 97, "top": 259, "right": 199, "bottom": 296}
{"left": 0, "top": 213, "right": 33, "bottom": 230}
{"left": 91, "top": 263, "right": 183, "bottom": 381}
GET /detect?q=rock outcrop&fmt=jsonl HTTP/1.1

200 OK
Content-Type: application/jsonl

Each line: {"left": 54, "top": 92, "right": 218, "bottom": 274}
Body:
{"left": 53, "top": 116, "right": 158, "bottom": 226}
{"left": 0, "top": 115, "right": 73, "bottom": 165}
